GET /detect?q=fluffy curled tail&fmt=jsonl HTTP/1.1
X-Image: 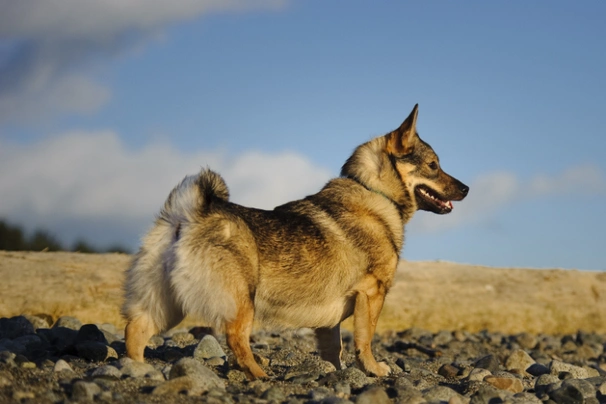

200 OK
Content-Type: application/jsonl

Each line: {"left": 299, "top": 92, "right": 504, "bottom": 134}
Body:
{"left": 158, "top": 168, "right": 229, "bottom": 226}
{"left": 122, "top": 168, "right": 229, "bottom": 340}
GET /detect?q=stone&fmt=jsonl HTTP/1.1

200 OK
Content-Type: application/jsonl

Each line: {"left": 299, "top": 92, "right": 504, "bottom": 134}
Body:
{"left": 474, "top": 354, "right": 501, "bottom": 372}
{"left": 422, "top": 385, "right": 466, "bottom": 402}
{"left": 53, "top": 316, "right": 82, "bottom": 330}
{"left": 512, "top": 392, "right": 543, "bottom": 403}
{"left": 170, "top": 331, "right": 194, "bottom": 344}
{"left": 527, "top": 362, "right": 550, "bottom": 376}
{"left": 549, "top": 384, "right": 585, "bottom": 404}
{"left": 467, "top": 367, "right": 492, "bottom": 382}
{"left": 0, "top": 339, "right": 25, "bottom": 355}
{"left": 253, "top": 352, "right": 270, "bottom": 367}
{"left": 505, "top": 349, "right": 535, "bottom": 372}
{"left": 356, "top": 386, "right": 391, "bottom": 404}
{"left": 45, "top": 326, "right": 78, "bottom": 352}
{"left": 147, "top": 335, "right": 164, "bottom": 348}
{"left": 484, "top": 375, "right": 524, "bottom": 393}
{"left": 91, "top": 365, "right": 123, "bottom": 380}
{"left": 205, "top": 356, "right": 225, "bottom": 366}
{"left": 193, "top": 334, "right": 226, "bottom": 360}
{"left": 470, "top": 385, "right": 507, "bottom": 404}
{"left": 71, "top": 381, "right": 101, "bottom": 401}
{"left": 394, "top": 386, "right": 424, "bottom": 404}
{"left": 75, "top": 324, "right": 108, "bottom": 344}
{"left": 261, "top": 386, "right": 286, "bottom": 401}
{"left": 0, "top": 316, "right": 35, "bottom": 339}
{"left": 22, "top": 315, "right": 49, "bottom": 333}
{"left": 152, "top": 376, "right": 206, "bottom": 396}
{"left": 561, "top": 378, "right": 597, "bottom": 399}
{"left": 169, "top": 357, "right": 225, "bottom": 390}
{"left": 534, "top": 374, "right": 561, "bottom": 395}
{"left": 515, "top": 333, "right": 538, "bottom": 350}
{"left": 550, "top": 360, "right": 589, "bottom": 379}
{"left": 438, "top": 363, "right": 460, "bottom": 378}
{"left": 13, "top": 334, "right": 43, "bottom": 350}
{"left": 319, "top": 367, "right": 370, "bottom": 390}
{"left": 119, "top": 357, "right": 163, "bottom": 380}
{"left": 12, "top": 391, "right": 35, "bottom": 401}
{"left": 75, "top": 341, "right": 118, "bottom": 361}
{"left": 434, "top": 330, "right": 454, "bottom": 346}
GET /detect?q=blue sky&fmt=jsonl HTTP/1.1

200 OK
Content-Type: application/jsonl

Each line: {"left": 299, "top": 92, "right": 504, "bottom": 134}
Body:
{"left": 1, "top": 1, "right": 605, "bottom": 270}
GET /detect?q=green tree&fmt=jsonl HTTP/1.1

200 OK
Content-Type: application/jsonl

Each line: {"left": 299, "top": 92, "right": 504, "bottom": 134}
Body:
{"left": 0, "top": 220, "right": 27, "bottom": 250}
{"left": 28, "top": 230, "right": 63, "bottom": 251}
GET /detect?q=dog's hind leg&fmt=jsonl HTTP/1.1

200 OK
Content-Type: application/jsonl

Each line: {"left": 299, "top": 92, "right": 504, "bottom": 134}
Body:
{"left": 125, "top": 314, "right": 158, "bottom": 362}
{"left": 353, "top": 275, "right": 391, "bottom": 377}
{"left": 225, "top": 298, "right": 267, "bottom": 380}
{"left": 315, "top": 325, "right": 342, "bottom": 370}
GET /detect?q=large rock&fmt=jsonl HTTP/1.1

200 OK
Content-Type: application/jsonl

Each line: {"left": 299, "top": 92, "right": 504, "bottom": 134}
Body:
{"left": 0, "top": 316, "right": 35, "bottom": 339}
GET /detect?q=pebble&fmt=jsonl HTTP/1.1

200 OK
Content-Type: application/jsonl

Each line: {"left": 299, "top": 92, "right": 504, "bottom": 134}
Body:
{"left": 505, "top": 349, "right": 535, "bottom": 372}
{"left": 484, "top": 375, "right": 524, "bottom": 393}
{"left": 474, "top": 354, "right": 501, "bottom": 372}
{"left": 467, "top": 367, "right": 491, "bottom": 382}
{"left": 0, "top": 316, "right": 35, "bottom": 339}
{"left": 550, "top": 360, "right": 589, "bottom": 379}
{"left": 169, "top": 357, "right": 225, "bottom": 390}
{"left": 76, "top": 341, "right": 118, "bottom": 361}
{"left": 526, "top": 362, "right": 550, "bottom": 376}
{"left": 118, "top": 357, "right": 163, "bottom": 380}
{"left": 356, "top": 386, "right": 391, "bottom": 404}
{"left": 71, "top": 380, "right": 101, "bottom": 401}
{"left": 91, "top": 364, "right": 123, "bottom": 380}
{"left": 438, "top": 363, "right": 460, "bottom": 378}
{"left": 53, "top": 316, "right": 82, "bottom": 330}
{"left": 0, "top": 315, "right": 605, "bottom": 403}
{"left": 422, "top": 385, "right": 466, "bottom": 402}
{"left": 319, "top": 367, "right": 370, "bottom": 390}
{"left": 261, "top": 386, "right": 286, "bottom": 401}
{"left": 193, "top": 334, "right": 226, "bottom": 359}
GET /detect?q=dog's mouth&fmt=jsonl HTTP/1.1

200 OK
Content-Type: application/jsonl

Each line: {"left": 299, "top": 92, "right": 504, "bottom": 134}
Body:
{"left": 415, "top": 185, "right": 453, "bottom": 214}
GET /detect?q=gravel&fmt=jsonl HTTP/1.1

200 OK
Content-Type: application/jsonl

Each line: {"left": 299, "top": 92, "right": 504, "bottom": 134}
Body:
{"left": 0, "top": 314, "right": 605, "bottom": 403}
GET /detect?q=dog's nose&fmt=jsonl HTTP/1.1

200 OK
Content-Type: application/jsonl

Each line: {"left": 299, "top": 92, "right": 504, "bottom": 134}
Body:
{"left": 459, "top": 183, "right": 469, "bottom": 197}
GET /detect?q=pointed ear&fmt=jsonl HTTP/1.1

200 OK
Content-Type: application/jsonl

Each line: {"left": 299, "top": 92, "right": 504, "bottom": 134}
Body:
{"left": 386, "top": 104, "right": 419, "bottom": 156}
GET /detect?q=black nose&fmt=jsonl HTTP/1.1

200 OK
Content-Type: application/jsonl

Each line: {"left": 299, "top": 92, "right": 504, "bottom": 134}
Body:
{"left": 459, "top": 183, "right": 469, "bottom": 197}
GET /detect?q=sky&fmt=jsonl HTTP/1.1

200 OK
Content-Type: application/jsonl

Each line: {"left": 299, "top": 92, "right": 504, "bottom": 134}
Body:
{"left": 0, "top": 1, "right": 605, "bottom": 270}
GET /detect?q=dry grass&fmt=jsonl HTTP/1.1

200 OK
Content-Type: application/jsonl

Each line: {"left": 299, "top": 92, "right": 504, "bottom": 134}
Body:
{"left": 1, "top": 251, "right": 605, "bottom": 335}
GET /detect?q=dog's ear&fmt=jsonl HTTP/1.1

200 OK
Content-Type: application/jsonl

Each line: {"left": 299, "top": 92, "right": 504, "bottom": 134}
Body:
{"left": 386, "top": 104, "right": 419, "bottom": 156}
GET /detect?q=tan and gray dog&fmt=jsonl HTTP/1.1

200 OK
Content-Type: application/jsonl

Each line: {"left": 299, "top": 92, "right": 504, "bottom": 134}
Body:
{"left": 122, "top": 105, "right": 469, "bottom": 379}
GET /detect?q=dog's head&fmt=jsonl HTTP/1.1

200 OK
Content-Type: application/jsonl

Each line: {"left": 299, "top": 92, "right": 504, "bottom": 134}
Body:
{"left": 385, "top": 104, "right": 469, "bottom": 214}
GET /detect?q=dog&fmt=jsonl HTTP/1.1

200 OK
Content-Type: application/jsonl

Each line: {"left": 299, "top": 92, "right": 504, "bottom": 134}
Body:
{"left": 122, "top": 104, "right": 468, "bottom": 379}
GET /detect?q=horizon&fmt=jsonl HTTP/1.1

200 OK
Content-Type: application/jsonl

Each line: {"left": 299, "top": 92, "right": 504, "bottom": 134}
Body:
{"left": 1, "top": 1, "right": 605, "bottom": 271}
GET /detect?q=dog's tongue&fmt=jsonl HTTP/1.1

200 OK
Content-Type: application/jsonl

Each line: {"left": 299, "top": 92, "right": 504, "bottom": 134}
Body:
{"left": 447, "top": 201, "right": 453, "bottom": 210}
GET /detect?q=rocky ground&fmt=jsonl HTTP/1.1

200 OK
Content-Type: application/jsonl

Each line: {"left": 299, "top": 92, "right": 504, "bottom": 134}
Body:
{"left": 1, "top": 314, "right": 606, "bottom": 404}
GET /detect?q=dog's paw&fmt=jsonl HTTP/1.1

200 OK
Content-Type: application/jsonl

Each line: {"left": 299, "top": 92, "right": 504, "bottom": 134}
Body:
{"left": 371, "top": 361, "right": 391, "bottom": 377}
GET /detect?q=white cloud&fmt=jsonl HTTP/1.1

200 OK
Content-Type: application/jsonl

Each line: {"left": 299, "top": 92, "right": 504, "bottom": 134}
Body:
{"left": 0, "top": 131, "right": 331, "bottom": 248}
{"left": 409, "top": 164, "right": 606, "bottom": 234}
{"left": 0, "top": 0, "right": 287, "bottom": 123}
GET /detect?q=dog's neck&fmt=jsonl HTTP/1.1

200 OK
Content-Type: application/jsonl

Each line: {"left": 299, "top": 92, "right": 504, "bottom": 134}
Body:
{"left": 341, "top": 136, "right": 416, "bottom": 223}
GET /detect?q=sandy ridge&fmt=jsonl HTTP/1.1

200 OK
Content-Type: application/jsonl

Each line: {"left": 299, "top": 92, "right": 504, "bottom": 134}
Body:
{"left": 0, "top": 251, "right": 604, "bottom": 335}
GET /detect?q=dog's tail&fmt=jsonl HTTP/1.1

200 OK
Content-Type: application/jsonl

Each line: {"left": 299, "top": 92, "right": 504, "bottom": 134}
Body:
{"left": 159, "top": 168, "right": 229, "bottom": 226}
{"left": 122, "top": 168, "right": 229, "bottom": 333}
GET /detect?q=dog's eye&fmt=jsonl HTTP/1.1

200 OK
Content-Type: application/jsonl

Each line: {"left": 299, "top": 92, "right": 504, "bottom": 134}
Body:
{"left": 428, "top": 161, "right": 438, "bottom": 170}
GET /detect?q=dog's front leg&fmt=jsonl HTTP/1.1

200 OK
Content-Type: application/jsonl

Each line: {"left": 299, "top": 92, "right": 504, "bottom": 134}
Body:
{"left": 353, "top": 276, "right": 391, "bottom": 377}
{"left": 315, "top": 325, "right": 342, "bottom": 370}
